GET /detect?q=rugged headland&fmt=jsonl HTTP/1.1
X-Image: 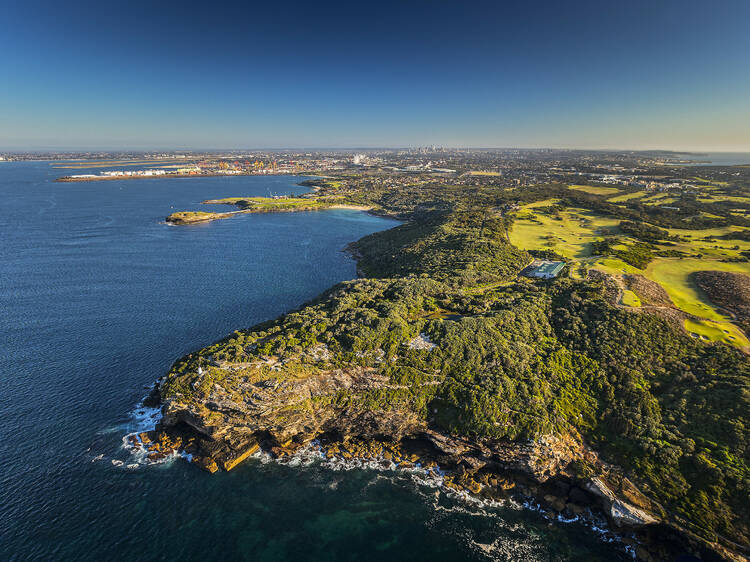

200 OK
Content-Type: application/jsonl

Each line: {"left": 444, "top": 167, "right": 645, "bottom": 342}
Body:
{"left": 142, "top": 177, "right": 750, "bottom": 561}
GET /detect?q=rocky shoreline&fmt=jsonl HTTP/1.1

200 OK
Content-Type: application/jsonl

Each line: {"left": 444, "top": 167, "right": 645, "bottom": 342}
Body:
{"left": 129, "top": 381, "right": 738, "bottom": 562}
{"left": 164, "top": 210, "right": 247, "bottom": 225}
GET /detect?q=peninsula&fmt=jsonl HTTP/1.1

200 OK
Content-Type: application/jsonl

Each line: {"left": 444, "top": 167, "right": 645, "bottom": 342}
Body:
{"left": 165, "top": 195, "right": 369, "bottom": 225}
{"left": 137, "top": 153, "right": 750, "bottom": 562}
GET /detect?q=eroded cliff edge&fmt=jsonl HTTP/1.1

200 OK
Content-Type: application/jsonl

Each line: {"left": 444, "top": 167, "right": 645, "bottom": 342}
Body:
{"left": 145, "top": 205, "right": 748, "bottom": 561}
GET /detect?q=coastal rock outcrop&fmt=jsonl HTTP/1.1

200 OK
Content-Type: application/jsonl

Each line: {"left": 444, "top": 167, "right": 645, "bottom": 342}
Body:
{"left": 141, "top": 266, "right": 749, "bottom": 561}
{"left": 157, "top": 364, "right": 426, "bottom": 469}
{"left": 150, "top": 359, "right": 716, "bottom": 560}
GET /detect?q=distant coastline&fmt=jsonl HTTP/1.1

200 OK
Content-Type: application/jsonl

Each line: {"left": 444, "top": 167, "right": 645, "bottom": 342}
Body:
{"left": 55, "top": 171, "right": 307, "bottom": 183}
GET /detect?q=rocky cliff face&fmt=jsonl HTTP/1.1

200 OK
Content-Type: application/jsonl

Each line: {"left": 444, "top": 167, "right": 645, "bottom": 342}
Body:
{"left": 137, "top": 272, "right": 749, "bottom": 561}
{"left": 153, "top": 355, "right": 654, "bottom": 512}
{"left": 141, "top": 353, "right": 735, "bottom": 561}
{"left": 158, "top": 363, "right": 426, "bottom": 470}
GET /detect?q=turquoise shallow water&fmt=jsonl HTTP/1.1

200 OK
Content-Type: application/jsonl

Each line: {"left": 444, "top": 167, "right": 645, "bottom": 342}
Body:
{"left": 0, "top": 162, "right": 630, "bottom": 561}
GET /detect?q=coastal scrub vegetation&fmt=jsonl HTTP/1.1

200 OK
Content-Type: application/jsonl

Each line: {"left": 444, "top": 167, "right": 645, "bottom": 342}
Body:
{"left": 203, "top": 196, "right": 337, "bottom": 212}
{"left": 352, "top": 210, "right": 529, "bottom": 282}
{"left": 162, "top": 172, "right": 750, "bottom": 551}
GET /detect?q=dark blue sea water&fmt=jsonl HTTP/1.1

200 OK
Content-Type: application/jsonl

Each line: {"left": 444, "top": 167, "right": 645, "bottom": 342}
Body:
{"left": 0, "top": 162, "right": 631, "bottom": 561}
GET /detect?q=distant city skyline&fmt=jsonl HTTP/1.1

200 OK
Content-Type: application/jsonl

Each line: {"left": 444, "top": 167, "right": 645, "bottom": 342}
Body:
{"left": 2, "top": 0, "right": 749, "bottom": 151}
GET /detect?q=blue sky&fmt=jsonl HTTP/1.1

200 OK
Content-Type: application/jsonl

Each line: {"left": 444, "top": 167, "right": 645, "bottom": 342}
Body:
{"left": 1, "top": 0, "right": 749, "bottom": 150}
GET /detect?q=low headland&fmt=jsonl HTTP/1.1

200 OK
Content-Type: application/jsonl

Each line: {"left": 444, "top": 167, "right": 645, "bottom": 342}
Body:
{"left": 165, "top": 194, "right": 372, "bottom": 225}
{"left": 133, "top": 174, "right": 749, "bottom": 561}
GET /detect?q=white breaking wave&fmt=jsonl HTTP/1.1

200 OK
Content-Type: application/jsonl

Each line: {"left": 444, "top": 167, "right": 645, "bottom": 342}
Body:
{"left": 109, "top": 398, "right": 185, "bottom": 470}
{"left": 110, "top": 408, "right": 635, "bottom": 558}
{"left": 260, "top": 441, "right": 634, "bottom": 560}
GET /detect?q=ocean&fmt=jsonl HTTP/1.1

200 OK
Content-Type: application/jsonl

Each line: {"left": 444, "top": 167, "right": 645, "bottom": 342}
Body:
{"left": 673, "top": 151, "right": 750, "bottom": 166}
{"left": 0, "top": 161, "right": 630, "bottom": 560}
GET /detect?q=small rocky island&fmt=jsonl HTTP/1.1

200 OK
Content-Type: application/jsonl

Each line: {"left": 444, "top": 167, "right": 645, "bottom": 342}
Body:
{"left": 136, "top": 177, "right": 750, "bottom": 562}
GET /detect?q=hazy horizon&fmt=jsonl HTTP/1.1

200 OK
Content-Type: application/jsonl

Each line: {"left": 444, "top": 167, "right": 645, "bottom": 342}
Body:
{"left": 2, "top": 0, "right": 748, "bottom": 150}
{"left": 2, "top": 146, "right": 750, "bottom": 155}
